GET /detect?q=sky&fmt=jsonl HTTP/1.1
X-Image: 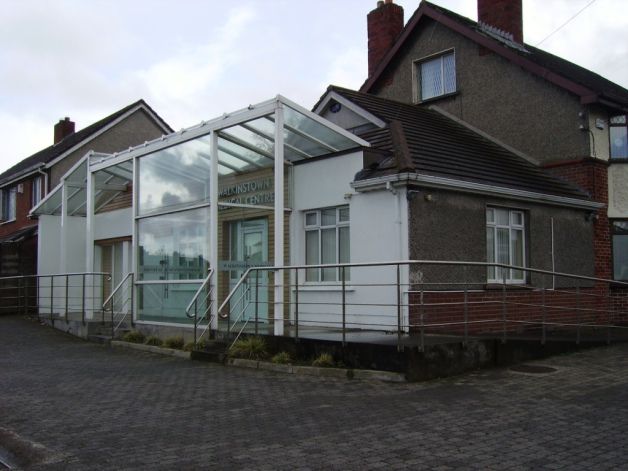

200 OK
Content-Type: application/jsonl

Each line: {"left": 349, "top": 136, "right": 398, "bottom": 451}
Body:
{"left": 1, "top": 0, "right": 626, "bottom": 174}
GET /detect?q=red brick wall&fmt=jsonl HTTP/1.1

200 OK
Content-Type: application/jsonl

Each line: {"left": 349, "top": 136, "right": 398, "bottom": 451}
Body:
{"left": 0, "top": 175, "right": 40, "bottom": 238}
{"left": 545, "top": 159, "right": 610, "bottom": 281}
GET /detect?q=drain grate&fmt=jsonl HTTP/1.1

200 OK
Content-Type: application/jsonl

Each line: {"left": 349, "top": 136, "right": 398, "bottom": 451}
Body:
{"left": 509, "top": 364, "right": 557, "bottom": 374}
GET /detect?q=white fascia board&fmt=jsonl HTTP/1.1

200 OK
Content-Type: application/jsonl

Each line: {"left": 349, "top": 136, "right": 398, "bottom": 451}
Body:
{"left": 429, "top": 105, "right": 540, "bottom": 165}
{"left": 90, "top": 101, "right": 279, "bottom": 172}
{"left": 277, "top": 94, "right": 371, "bottom": 147}
{"left": 351, "top": 172, "right": 605, "bottom": 210}
{"left": 313, "top": 91, "right": 387, "bottom": 129}
{"left": 0, "top": 164, "right": 44, "bottom": 189}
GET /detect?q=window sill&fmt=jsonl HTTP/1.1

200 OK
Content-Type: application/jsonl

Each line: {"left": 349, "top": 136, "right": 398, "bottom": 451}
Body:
{"left": 414, "top": 90, "right": 459, "bottom": 105}
{"left": 292, "top": 285, "right": 355, "bottom": 293}
{"left": 0, "top": 218, "right": 16, "bottom": 227}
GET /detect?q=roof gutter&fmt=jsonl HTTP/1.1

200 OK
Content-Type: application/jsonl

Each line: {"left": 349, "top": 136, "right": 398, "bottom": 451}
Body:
{"left": 0, "top": 163, "right": 45, "bottom": 189}
{"left": 350, "top": 172, "right": 604, "bottom": 210}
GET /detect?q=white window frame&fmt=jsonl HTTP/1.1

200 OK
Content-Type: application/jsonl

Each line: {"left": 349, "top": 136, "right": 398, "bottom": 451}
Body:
{"left": 610, "top": 114, "right": 628, "bottom": 159}
{"left": 486, "top": 207, "right": 526, "bottom": 283}
{"left": 0, "top": 186, "right": 17, "bottom": 223}
{"left": 413, "top": 49, "right": 456, "bottom": 103}
{"left": 304, "top": 206, "right": 350, "bottom": 283}
{"left": 31, "top": 176, "right": 43, "bottom": 208}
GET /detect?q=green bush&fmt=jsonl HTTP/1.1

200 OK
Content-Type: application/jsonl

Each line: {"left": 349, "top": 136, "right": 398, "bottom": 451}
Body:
{"left": 163, "top": 336, "right": 185, "bottom": 350}
{"left": 312, "top": 353, "right": 335, "bottom": 368}
{"left": 183, "top": 339, "right": 209, "bottom": 352}
{"left": 122, "top": 330, "right": 145, "bottom": 344}
{"left": 271, "top": 351, "right": 292, "bottom": 364}
{"left": 228, "top": 336, "right": 268, "bottom": 360}
{"left": 144, "top": 336, "right": 163, "bottom": 347}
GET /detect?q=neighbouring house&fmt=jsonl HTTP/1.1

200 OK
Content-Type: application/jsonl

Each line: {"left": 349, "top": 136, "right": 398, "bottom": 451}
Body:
{"left": 0, "top": 100, "right": 172, "bottom": 279}
{"left": 361, "top": 0, "right": 628, "bottom": 283}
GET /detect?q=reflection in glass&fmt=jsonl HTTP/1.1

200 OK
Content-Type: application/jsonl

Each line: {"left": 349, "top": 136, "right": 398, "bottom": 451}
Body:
{"left": 137, "top": 283, "right": 198, "bottom": 324}
{"left": 138, "top": 135, "right": 212, "bottom": 216}
{"left": 138, "top": 207, "right": 209, "bottom": 281}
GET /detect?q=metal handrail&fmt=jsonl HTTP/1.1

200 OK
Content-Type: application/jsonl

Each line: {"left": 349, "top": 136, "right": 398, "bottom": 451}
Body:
{"left": 217, "top": 260, "right": 628, "bottom": 320}
{"left": 0, "top": 271, "right": 111, "bottom": 281}
{"left": 102, "top": 272, "right": 134, "bottom": 310}
{"left": 185, "top": 269, "right": 214, "bottom": 317}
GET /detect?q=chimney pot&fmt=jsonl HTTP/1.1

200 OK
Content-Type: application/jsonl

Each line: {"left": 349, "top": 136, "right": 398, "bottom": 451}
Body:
{"left": 477, "top": 0, "right": 523, "bottom": 43}
{"left": 367, "top": 0, "right": 404, "bottom": 77}
{"left": 54, "top": 117, "right": 75, "bottom": 144}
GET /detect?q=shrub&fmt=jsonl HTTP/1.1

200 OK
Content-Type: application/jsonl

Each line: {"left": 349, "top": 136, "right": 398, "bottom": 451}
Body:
{"left": 163, "top": 336, "right": 184, "bottom": 350}
{"left": 271, "top": 351, "right": 292, "bottom": 364}
{"left": 183, "top": 339, "right": 209, "bottom": 352}
{"left": 122, "top": 330, "right": 145, "bottom": 344}
{"left": 144, "top": 336, "right": 163, "bottom": 347}
{"left": 312, "top": 353, "right": 335, "bottom": 368}
{"left": 228, "top": 336, "right": 268, "bottom": 360}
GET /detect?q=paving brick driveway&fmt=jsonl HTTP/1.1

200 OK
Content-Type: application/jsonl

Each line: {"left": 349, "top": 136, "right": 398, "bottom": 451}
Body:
{"left": 1, "top": 315, "right": 627, "bottom": 470}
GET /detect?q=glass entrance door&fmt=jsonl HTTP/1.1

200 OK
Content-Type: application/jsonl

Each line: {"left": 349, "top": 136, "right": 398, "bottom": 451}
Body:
{"left": 229, "top": 218, "right": 269, "bottom": 322}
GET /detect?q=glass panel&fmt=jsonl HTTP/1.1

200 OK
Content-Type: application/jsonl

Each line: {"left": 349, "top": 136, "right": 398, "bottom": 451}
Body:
{"left": 421, "top": 58, "right": 442, "bottom": 100}
{"left": 321, "top": 228, "right": 336, "bottom": 281}
{"left": 610, "top": 115, "right": 627, "bottom": 125}
{"left": 305, "top": 230, "right": 319, "bottom": 282}
{"left": 138, "top": 135, "right": 212, "bottom": 216}
{"left": 486, "top": 208, "right": 494, "bottom": 224}
{"left": 612, "top": 221, "right": 628, "bottom": 234}
{"left": 138, "top": 207, "right": 209, "bottom": 281}
{"left": 338, "top": 206, "right": 350, "bottom": 222}
{"left": 613, "top": 234, "right": 628, "bottom": 280}
{"left": 443, "top": 53, "right": 456, "bottom": 94}
{"left": 339, "top": 226, "right": 350, "bottom": 281}
{"left": 610, "top": 125, "right": 628, "bottom": 159}
{"left": 511, "top": 211, "right": 523, "bottom": 226}
{"left": 321, "top": 208, "right": 336, "bottom": 226}
{"left": 137, "top": 283, "right": 198, "bottom": 324}
{"left": 486, "top": 227, "right": 495, "bottom": 280}
{"left": 511, "top": 229, "right": 524, "bottom": 280}
{"left": 495, "top": 208, "right": 509, "bottom": 225}
{"left": 305, "top": 212, "right": 318, "bottom": 227}
{"left": 496, "top": 227, "right": 510, "bottom": 280}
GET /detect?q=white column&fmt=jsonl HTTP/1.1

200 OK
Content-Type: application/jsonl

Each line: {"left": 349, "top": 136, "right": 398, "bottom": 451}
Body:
{"left": 59, "top": 181, "right": 68, "bottom": 275}
{"left": 210, "top": 131, "right": 219, "bottom": 330}
{"left": 273, "top": 103, "right": 285, "bottom": 336}
{"left": 85, "top": 171, "right": 95, "bottom": 319}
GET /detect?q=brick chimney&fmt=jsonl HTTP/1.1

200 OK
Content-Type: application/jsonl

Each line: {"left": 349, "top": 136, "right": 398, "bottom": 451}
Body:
{"left": 54, "top": 117, "right": 75, "bottom": 144}
{"left": 367, "top": 0, "right": 404, "bottom": 77}
{"left": 478, "top": 0, "right": 523, "bottom": 43}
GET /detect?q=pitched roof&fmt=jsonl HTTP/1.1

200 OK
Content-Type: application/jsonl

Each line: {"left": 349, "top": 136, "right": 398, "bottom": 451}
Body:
{"left": 0, "top": 99, "right": 173, "bottom": 186}
{"left": 361, "top": 1, "right": 628, "bottom": 110}
{"left": 326, "top": 86, "right": 589, "bottom": 200}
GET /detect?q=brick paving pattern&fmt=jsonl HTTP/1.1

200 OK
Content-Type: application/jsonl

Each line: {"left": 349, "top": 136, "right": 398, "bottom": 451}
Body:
{"left": 1, "top": 315, "right": 627, "bottom": 470}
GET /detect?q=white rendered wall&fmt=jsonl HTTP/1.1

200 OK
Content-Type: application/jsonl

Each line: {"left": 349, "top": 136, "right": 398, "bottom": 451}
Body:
{"left": 94, "top": 208, "right": 132, "bottom": 240}
{"left": 290, "top": 151, "right": 409, "bottom": 331}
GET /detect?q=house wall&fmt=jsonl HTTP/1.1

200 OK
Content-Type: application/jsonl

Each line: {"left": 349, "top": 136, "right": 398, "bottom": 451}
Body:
{"left": 94, "top": 208, "right": 132, "bottom": 240}
{"left": 370, "top": 18, "right": 590, "bottom": 165}
{"left": 0, "top": 174, "right": 39, "bottom": 239}
{"left": 50, "top": 109, "right": 166, "bottom": 187}
{"left": 291, "top": 151, "right": 410, "bottom": 330}
{"left": 407, "top": 188, "right": 595, "bottom": 286}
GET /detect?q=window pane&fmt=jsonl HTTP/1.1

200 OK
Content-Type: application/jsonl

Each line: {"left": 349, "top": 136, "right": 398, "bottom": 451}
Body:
{"left": 486, "top": 208, "right": 495, "bottom": 224}
{"left": 421, "top": 58, "right": 442, "bottom": 100}
{"left": 321, "top": 228, "right": 336, "bottom": 281}
{"left": 339, "top": 226, "right": 350, "bottom": 281}
{"left": 443, "top": 53, "right": 456, "bottom": 94}
{"left": 338, "top": 206, "right": 350, "bottom": 222}
{"left": 305, "top": 212, "right": 318, "bottom": 226}
{"left": 496, "top": 227, "right": 510, "bottom": 280}
{"left": 610, "top": 115, "right": 627, "bottom": 125}
{"left": 511, "top": 229, "right": 524, "bottom": 280}
{"left": 321, "top": 209, "right": 336, "bottom": 226}
{"left": 305, "top": 230, "right": 319, "bottom": 282}
{"left": 613, "top": 234, "right": 628, "bottom": 280}
{"left": 610, "top": 126, "right": 628, "bottom": 159}
{"left": 487, "top": 227, "right": 495, "bottom": 280}
{"left": 137, "top": 283, "right": 198, "bottom": 324}
{"left": 511, "top": 212, "right": 523, "bottom": 226}
{"left": 495, "top": 208, "right": 509, "bottom": 225}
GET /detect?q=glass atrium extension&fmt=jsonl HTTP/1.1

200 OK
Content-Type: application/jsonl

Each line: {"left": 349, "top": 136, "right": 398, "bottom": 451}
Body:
{"left": 32, "top": 96, "right": 366, "bottom": 334}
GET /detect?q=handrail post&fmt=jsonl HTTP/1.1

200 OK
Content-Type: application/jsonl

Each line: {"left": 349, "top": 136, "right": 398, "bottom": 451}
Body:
{"left": 81, "top": 274, "right": 86, "bottom": 325}
{"left": 255, "top": 270, "right": 259, "bottom": 337}
{"left": 50, "top": 276, "right": 54, "bottom": 321}
{"left": 419, "top": 283, "right": 425, "bottom": 353}
{"left": 541, "top": 275, "right": 547, "bottom": 345}
{"left": 575, "top": 284, "right": 581, "bottom": 345}
{"left": 130, "top": 273, "right": 135, "bottom": 327}
{"left": 36, "top": 276, "right": 41, "bottom": 319}
{"left": 194, "top": 300, "right": 198, "bottom": 346}
{"left": 501, "top": 270, "right": 507, "bottom": 344}
{"left": 397, "top": 263, "right": 402, "bottom": 352}
{"left": 463, "top": 265, "right": 469, "bottom": 347}
{"left": 341, "top": 265, "right": 346, "bottom": 347}
{"left": 65, "top": 274, "right": 69, "bottom": 321}
{"left": 295, "top": 268, "right": 299, "bottom": 343}
{"left": 607, "top": 288, "right": 613, "bottom": 345}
